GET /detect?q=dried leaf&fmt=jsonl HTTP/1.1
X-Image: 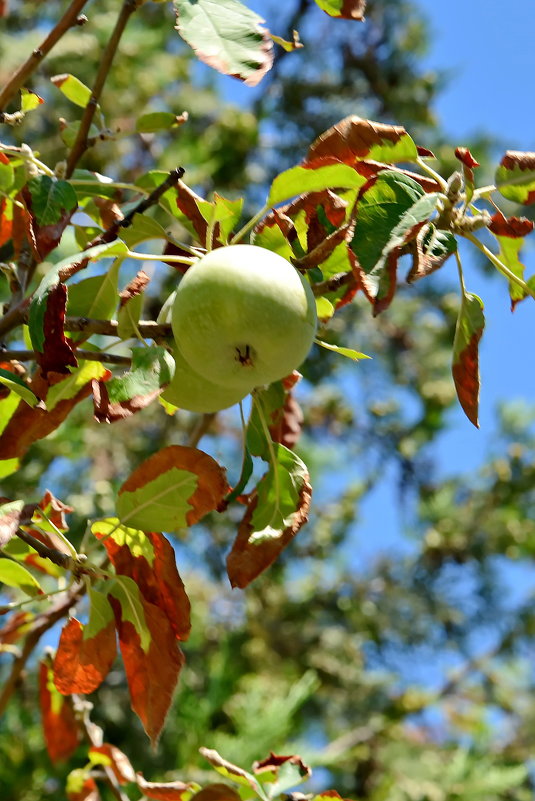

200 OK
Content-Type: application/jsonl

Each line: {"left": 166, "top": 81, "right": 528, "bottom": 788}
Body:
{"left": 306, "top": 116, "right": 417, "bottom": 165}
{"left": 452, "top": 291, "right": 485, "bottom": 428}
{"left": 136, "top": 774, "right": 199, "bottom": 801}
{"left": 89, "top": 744, "right": 136, "bottom": 785}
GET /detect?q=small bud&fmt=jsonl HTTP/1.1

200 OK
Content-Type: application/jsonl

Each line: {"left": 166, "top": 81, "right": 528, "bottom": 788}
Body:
{"left": 54, "top": 160, "right": 67, "bottom": 179}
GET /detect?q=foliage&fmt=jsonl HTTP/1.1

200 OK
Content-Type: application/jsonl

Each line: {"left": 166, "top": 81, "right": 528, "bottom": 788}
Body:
{"left": 0, "top": 1, "right": 535, "bottom": 800}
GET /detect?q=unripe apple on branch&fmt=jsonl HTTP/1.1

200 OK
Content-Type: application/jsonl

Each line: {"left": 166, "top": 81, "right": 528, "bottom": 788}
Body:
{"left": 169, "top": 245, "right": 318, "bottom": 409}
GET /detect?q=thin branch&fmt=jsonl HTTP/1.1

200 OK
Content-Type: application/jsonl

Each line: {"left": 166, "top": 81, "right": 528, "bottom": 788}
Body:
{"left": 1, "top": 349, "right": 132, "bottom": 366}
{"left": 311, "top": 271, "right": 356, "bottom": 296}
{"left": 15, "top": 528, "right": 76, "bottom": 571}
{"left": 62, "top": 316, "right": 172, "bottom": 338}
{"left": 66, "top": 0, "right": 143, "bottom": 176}
{"left": 187, "top": 413, "right": 216, "bottom": 447}
{"left": 0, "top": 0, "right": 89, "bottom": 111}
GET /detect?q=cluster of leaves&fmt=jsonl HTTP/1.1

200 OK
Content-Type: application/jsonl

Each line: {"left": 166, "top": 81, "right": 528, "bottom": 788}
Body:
{"left": 1, "top": 0, "right": 535, "bottom": 799}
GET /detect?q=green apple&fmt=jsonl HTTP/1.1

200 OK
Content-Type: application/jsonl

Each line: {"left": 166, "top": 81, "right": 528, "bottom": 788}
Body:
{"left": 172, "top": 244, "right": 317, "bottom": 390}
{"left": 162, "top": 343, "right": 249, "bottom": 413}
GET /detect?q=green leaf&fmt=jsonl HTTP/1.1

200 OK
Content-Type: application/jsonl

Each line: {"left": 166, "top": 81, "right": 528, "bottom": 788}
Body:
{"left": 136, "top": 111, "right": 185, "bottom": 133}
{"left": 0, "top": 157, "right": 14, "bottom": 192}
{"left": 313, "top": 0, "right": 366, "bottom": 19}
{"left": 268, "top": 163, "right": 366, "bottom": 206}
{"left": 117, "top": 293, "right": 144, "bottom": 340}
{"left": 50, "top": 73, "right": 93, "bottom": 109}
{"left": 0, "top": 369, "right": 39, "bottom": 407}
{"left": 315, "top": 296, "right": 335, "bottom": 321}
{"left": 495, "top": 151, "right": 535, "bottom": 204}
{"left": 0, "top": 559, "right": 43, "bottom": 597}
{"left": 116, "top": 445, "right": 229, "bottom": 532}
{"left": 315, "top": 339, "right": 370, "bottom": 360}
{"left": 174, "top": 0, "right": 273, "bottom": 86}
{"left": 226, "top": 446, "right": 254, "bottom": 504}
{"left": 67, "top": 260, "right": 121, "bottom": 321}
{"left": 105, "top": 346, "right": 174, "bottom": 403}
{"left": 247, "top": 384, "right": 285, "bottom": 460}
{"left": 85, "top": 585, "right": 115, "bottom": 640}
{"left": 25, "top": 175, "right": 78, "bottom": 227}
{"left": 488, "top": 213, "right": 534, "bottom": 307}
{"left": 20, "top": 88, "right": 44, "bottom": 113}
{"left": 452, "top": 291, "right": 485, "bottom": 428}
{"left": 106, "top": 575, "right": 151, "bottom": 651}
{"left": 251, "top": 444, "right": 308, "bottom": 532}
{"left": 45, "top": 361, "right": 110, "bottom": 412}
{"left": 196, "top": 193, "right": 244, "bottom": 245}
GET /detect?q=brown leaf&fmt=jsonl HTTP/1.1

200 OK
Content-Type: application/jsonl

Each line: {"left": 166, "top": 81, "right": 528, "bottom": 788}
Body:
{"left": 0, "top": 367, "right": 111, "bottom": 460}
{"left": 176, "top": 181, "right": 220, "bottom": 249}
{"left": 92, "top": 378, "right": 163, "bottom": 423}
{"left": 89, "top": 744, "right": 136, "bottom": 785}
{"left": 268, "top": 388, "right": 303, "bottom": 451}
{"left": 253, "top": 752, "right": 311, "bottom": 779}
{"left": 191, "top": 784, "right": 242, "bottom": 801}
{"left": 452, "top": 331, "right": 481, "bottom": 428}
{"left": 227, "top": 477, "right": 312, "bottom": 589}
{"left": 136, "top": 774, "right": 199, "bottom": 801}
{"left": 162, "top": 241, "right": 196, "bottom": 274}
{"left": 53, "top": 616, "right": 117, "bottom": 694}
{"left": 0, "top": 611, "right": 33, "bottom": 641}
{"left": 36, "top": 282, "right": 78, "bottom": 377}
{"left": 39, "top": 660, "right": 80, "bottom": 763}
{"left": 21, "top": 185, "right": 75, "bottom": 261}
{"left": 109, "top": 595, "right": 184, "bottom": 745}
{"left": 354, "top": 160, "right": 441, "bottom": 193}
{"left": 95, "top": 529, "right": 191, "bottom": 641}
{"left": 454, "top": 146, "right": 480, "bottom": 170}
{"left": 488, "top": 211, "right": 534, "bottom": 239}
{"left": 306, "top": 117, "right": 407, "bottom": 164}
{"left": 94, "top": 197, "right": 124, "bottom": 230}
{"left": 118, "top": 270, "right": 150, "bottom": 306}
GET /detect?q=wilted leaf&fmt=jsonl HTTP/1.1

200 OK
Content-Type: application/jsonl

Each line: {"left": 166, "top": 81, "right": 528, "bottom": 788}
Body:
{"left": 199, "top": 748, "right": 260, "bottom": 790}
{"left": 28, "top": 269, "right": 78, "bottom": 376}
{"left": 39, "top": 660, "right": 80, "bottom": 762}
{"left": 191, "top": 784, "right": 242, "bottom": 801}
{"left": 452, "top": 291, "right": 485, "bottom": 427}
{"left": 92, "top": 519, "right": 191, "bottom": 641}
{"left": 307, "top": 116, "right": 417, "bottom": 165}
{"left": 136, "top": 774, "right": 199, "bottom": 801}
{"left": 174, "top": 0, "right": 273, "bottom": 86}
{"left": 488, "top": 211, "right": 534, "bottom": 308}
{"left": 227, "top": 444, "right": 311, "bottom": 588}
{"left": 495, "top": 151, "right": 535, "bottom": 204}
{"left": 53, "top": 588, "right": 117, "bottom": 694}
{"left": 270, "top": 30, "right": 303, "bottom": 52}
{"left": 0, "top": 364, "right": 110, "bottom": 460}
{"left": 93, "top": 346, "right": 174, "bottom": 423}
{"left": 406, "top": 225, "right": 457, "bottom": 283}
{"left": 0, "top": 500, "right": 30, "bottom": 546}
{"left": 313, "top": 0, "right": 366, "bottom": 19}
{"left": 22, "top": 175, "right": 78, "bottom": 259}
{"left": 116, "top": 445, "right": 229, "bottom": 532}
{"left": 253, "top": 753, "right": 311, "bottom": 794}
{"left": 88, "top": 744, "right": 136, "bottom": 785}
{"left": 455, "top": 146, "right": 480, "bottom": 204}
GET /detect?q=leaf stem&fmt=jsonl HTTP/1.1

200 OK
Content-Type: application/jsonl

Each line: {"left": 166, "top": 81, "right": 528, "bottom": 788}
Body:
{"left": 126, "top": 249, "right": 196, "bottom": 266}
{"left": 462, "top": 231, "right": 535, "bottom": 301}
{"left": 229, "top": 204, "right": 270, "bottom": 245}
{"left": 0, "top": 145, "right": 55, "bottom": 177}
{"left": 66, "top": 0, "right": 143, "bottom": 176}
{"left": 0, "top": 0, "right": 90, "bottom": 111}
{"left": 416, "top": 156, "right": 448, "bottom": 192}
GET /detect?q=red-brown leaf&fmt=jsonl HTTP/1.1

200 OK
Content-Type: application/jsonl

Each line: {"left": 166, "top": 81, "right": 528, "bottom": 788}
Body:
{"left": 36, "top": 283, "right": 78, "bottom": 377}
{"left": 136, "top": 774, "right": 197, "bottom": 801}
{"left": 110, "top": 595, "right": 184, "bottom": 745}
{"left": 306, "top": 117, "right": 408, "bottom": 164}
{"left": 253, "top": 752, "right": 311, "bottom": 779}
{"left": 118, "top": 270, "right": 150, "bottom": 306}
{"left": 54, "top": 617, "right": 117, "bottom": 694}
{"left": 89, "top": 744, "right": 136, "bottom": 785}
{"left": 39, "top": 660, "right": 80, "bottom": 763}
{"left": 95, "top": 529, "right": 191, "bottom": 641}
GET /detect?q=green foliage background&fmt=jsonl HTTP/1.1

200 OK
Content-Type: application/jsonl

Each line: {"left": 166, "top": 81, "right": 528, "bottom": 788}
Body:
{"left": 1, "top": 1, "right": 534, "bottom": 800}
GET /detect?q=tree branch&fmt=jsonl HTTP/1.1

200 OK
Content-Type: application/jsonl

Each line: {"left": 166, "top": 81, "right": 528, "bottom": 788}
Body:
{"left": 66, "top": 0, "right": 143, "bottom": 176}
{"left": 62, "top": 316, "right": 172, "bottom": 338}
{"left": 0, "top": 0, "right": 89, "bottom": 112}
{"left": 2, "top": 349, "right": 132, "bottom": 366}
{"left": 15, "top": 528, "right": 76, "bottom": 571}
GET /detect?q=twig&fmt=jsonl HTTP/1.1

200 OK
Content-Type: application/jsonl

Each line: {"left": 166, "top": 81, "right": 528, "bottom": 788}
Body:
{"left": 66, "top": 0, "right": 143, "bottom": 176}
{"left": 187, "top": 413, "right": 216, "bottom": 447}
{"left": 59, "top": 316, "right": 171, "bottom": 338}
{"left": 0, "top": 583, "right": 84, "bottom": 716}
{"left": 0, "top": 0, "right": 89, "bottom": 111}
{"left": 311, "top": 271, "right": 356, "bottom": 296}
{"left": 0, "top": 348, "right": 132, "bottom": 366}
{"left": 15, "top": 528, "right": 76, "bottom": 571}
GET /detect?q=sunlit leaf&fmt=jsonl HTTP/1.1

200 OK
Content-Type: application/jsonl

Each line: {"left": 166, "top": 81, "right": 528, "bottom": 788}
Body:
{"left": 39, "top": 660, "right": 80, "bottom": 763}
{"left": 495, "top": 151, "right": 535, "bottom": 204}
{"left": 452, "top": 291, "right": 485, "bottom": 428}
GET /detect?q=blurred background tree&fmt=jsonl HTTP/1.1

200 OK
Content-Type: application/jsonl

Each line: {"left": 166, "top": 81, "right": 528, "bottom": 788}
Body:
{"left": 1, "top": 1, "right": 534, "bottom": 800}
